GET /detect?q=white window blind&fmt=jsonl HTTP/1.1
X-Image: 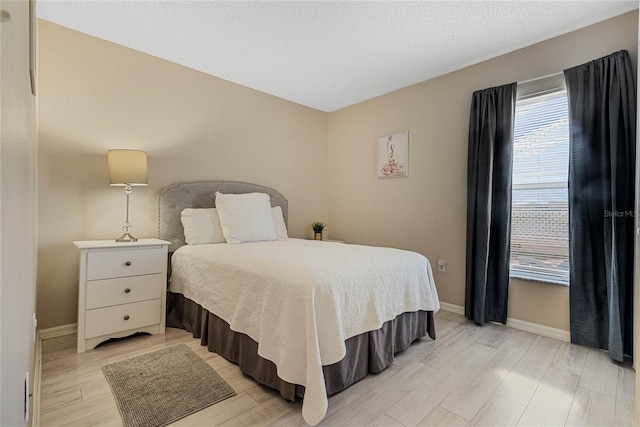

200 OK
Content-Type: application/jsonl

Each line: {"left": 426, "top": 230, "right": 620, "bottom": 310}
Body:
{"left": 510, "top": 88, "right": 570, "bottom": 285}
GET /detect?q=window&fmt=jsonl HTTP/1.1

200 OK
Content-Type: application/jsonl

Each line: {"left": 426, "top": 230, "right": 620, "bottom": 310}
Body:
{"left": 510, "top": 81, "right": 570, "bottom": 285}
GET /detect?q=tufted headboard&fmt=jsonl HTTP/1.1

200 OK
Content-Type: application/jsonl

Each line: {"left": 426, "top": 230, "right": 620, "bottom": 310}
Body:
{"left": 157, "top": 180, "right": 288, "bottom": 253}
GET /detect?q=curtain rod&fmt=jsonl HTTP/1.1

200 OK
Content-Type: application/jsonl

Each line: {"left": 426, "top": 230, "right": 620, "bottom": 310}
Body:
{"left": 518, "top": 71, "right": 564, "bottom": 85}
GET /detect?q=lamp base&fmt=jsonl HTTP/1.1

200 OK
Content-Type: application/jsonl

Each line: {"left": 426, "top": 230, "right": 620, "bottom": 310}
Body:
{"left": 115, "top": 232, "right": 138, "bottom": 242}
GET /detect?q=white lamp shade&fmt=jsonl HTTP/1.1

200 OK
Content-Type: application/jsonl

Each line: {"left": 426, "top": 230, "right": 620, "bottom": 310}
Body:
{"left": 108, "top": 149, "right": 148, "bottom": 186}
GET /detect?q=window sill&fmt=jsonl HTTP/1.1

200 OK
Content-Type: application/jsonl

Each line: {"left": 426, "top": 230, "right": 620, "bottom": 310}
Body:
{"left": 509, "top": 274, "right": 568, "bottom": 287}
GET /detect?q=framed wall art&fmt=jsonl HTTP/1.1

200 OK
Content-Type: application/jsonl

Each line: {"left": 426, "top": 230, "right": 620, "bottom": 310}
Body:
{"left": 377, "top": 131, "right": 408, "bottom": 178}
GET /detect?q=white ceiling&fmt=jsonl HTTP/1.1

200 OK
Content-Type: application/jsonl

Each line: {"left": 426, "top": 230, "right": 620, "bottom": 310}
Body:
{"left": 38, "top": 1, "right": 638, "bottom": 112}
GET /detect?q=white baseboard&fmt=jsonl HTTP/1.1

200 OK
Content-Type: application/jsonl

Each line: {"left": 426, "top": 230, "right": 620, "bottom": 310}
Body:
{"left": 38, "top": 323, "right": 77, "bottom": 340}
{"left": 32, "top": 332, "right": 43, "bottom": 426}
{"left": 506, "top": 317, "right": 570, "bottom": 342}
{"left": 33, "top": 323, "right": 76, "bottom": 426}
{"left": 439, "top": 302, "right": 570, "bottom": 342}
{"left": 439, "top": 302, "right": 464, "bottom": 315}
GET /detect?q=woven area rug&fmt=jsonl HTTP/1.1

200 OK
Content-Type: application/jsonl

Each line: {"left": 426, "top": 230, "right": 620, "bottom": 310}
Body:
{"left": 102, "top": 343, "right": 236, "bottom": 427}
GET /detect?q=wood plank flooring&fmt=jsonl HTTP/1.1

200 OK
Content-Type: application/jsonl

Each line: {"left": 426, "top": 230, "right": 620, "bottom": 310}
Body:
{"left": 39, "top": 311, "right": 634, "bottom": 426}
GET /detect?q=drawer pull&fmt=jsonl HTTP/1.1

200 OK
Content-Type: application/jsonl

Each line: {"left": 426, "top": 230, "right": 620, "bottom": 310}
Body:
{"left": 124, "top": 288, "right": 131, "bottom": 293}
{"left": 124, "top": 315, "right": 130, "bottom": 320}
{"left": 125, "top": 261, "right": 132, "bottom": 266}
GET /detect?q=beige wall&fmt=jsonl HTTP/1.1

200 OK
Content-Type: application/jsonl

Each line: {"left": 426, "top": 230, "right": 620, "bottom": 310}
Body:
{"left": 1, "top": 0, "right": 38, "bottom": 424}
{"left": 38, "top": 12, "right": 639, "bottom": 332}
{"left": 327, "top": 11, "right": 638, "bottom": 331}
{"left": 37, "top": 21, "right": 329, "bottom": 329}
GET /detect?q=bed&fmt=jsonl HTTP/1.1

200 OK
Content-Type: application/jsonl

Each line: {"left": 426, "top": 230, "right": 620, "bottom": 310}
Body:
{"left": 157, "top": 181, "right": 439, "bottom": 425}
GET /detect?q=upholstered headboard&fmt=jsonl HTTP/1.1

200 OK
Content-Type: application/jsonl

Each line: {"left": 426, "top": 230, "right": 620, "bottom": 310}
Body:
{"left": 157, "top": 180, "right": 288, "bottom": 253}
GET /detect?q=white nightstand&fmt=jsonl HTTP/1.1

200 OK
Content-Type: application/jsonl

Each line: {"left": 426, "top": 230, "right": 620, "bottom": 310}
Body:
{"left": 73, "top": 239, "right": 170, "bottom": 353}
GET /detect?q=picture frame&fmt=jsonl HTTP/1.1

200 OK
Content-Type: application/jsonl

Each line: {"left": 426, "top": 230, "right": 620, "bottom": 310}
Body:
{"left": 377, "top": 131, "right": 408, "bottom": 178}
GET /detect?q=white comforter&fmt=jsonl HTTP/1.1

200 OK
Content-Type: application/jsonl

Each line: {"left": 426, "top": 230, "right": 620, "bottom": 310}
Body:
{"left": 170, "top": 239, "right": 439, "bottom": 425}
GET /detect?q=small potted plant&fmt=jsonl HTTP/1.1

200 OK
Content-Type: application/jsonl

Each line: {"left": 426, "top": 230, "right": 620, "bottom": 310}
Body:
{"left": 310, "top": 222, "right": 327, "bottom": 240}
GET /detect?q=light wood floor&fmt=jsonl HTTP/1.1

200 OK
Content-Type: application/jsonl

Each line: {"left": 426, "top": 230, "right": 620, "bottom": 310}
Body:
{"left": 39, "top": 311, "right": 634, "bottom": 426}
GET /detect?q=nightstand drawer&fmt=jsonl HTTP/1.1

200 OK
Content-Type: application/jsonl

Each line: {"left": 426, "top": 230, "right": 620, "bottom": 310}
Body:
{"left": 86, "top": 274, "right": 163, "bottom": 309}
{"left": 87, "top": 246, "right": 165, "bottom": 280}
{"left": 85, "top": 299, "right": 161, "bottom": 339}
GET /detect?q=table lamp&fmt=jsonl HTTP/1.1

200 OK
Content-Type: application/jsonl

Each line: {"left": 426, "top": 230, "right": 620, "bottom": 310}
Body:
{"left": 107, "top": 149, "right": 148, "bottom": 242}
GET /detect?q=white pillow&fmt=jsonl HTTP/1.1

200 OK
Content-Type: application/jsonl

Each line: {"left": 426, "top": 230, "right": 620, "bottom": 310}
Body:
{"left": 272, "top": 206, "right": 288, "bottom": 240}
{"left": 215, "top": 192, "right": 277, "bottom": 244}
{"left": 181, "top": 208, "right": 226, "bottom": 245}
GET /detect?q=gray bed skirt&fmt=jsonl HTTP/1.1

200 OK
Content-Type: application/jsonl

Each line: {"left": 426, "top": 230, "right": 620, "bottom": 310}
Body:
{"left": 166, "top": 292, "right": 436, "bottom": 401}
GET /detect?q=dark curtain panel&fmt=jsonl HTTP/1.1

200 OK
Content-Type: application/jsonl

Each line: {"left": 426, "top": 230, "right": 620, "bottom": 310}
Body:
{"left": 564, "top": 50, "right": 636, "bottom": 362}
{"left": 465, "top": 83, "right": 517, "bottom": 325}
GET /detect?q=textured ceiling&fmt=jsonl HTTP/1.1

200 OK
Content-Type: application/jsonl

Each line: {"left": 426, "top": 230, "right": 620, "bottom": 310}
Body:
{"left": 37, "top": 1, "right": 638, "bottom": 112}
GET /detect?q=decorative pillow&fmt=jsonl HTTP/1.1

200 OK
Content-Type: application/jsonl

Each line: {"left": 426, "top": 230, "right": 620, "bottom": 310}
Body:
{"left": 215, "top": 192, "right": 277, "bottom": 244}
{"left": 272, "top": 206, "right": 288, "bottom": 240}
{"left": 181, "top": 208, "right": 226, "bottom": 245}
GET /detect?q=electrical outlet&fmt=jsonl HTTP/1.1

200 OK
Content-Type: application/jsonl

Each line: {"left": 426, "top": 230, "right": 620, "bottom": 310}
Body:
{"left": 437, "top": 259, "right": 446, "bottom": 272}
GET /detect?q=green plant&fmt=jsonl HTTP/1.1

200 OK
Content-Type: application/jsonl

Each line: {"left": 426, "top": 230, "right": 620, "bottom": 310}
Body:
{"left": 310, "top": 222, "right": 327, "bottom": 233}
